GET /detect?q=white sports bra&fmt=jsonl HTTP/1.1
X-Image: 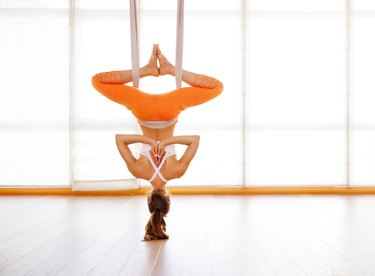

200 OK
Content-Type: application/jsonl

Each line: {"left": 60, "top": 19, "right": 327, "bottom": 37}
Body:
{"left": 140, "top": 143, "right": 176, "bottom": 182}
{"left": 137, "top": 118, "right": 177, "bottom": 129}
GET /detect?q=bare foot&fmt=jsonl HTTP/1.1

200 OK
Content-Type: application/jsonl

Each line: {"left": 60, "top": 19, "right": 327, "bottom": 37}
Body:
{"left": 157, "top": 46, "right": 175, "bottom": 76}
{"left": 142, "top": 44, "right": 159, "bottom": 77}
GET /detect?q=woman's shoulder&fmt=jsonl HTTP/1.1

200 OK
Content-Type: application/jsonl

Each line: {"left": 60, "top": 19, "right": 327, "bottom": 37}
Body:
{"left": 162, "top": 157, "right": 185, "bottom": 179}
{"left": 129, "top": 157, "right": 152, "bottom": 179}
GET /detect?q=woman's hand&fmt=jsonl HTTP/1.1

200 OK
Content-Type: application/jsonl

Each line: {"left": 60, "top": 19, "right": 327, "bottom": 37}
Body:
{"left": 155, "top": 141, "right": 166, "bottom": 164}
{"left": 149, "top": 139, "right": 158, "bottom": 161}
{"left": 149, "top": 139, "right": 164, "bottom": 166}
{"left": 149, "top": 139, "right": 158, "bottom": 154}
{"left": 157, "top": 140, "right": 167, "bottom": 157}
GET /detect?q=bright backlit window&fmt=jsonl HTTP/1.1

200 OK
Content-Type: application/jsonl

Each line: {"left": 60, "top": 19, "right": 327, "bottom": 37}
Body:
{"left": 0, "top": 0, "right": 374, "bottom": 188}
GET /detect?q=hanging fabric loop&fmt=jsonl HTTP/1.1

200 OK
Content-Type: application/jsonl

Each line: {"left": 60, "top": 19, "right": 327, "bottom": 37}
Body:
{"left": 129, "top": 0, "right": 184, "bottom": 89}
{"left": 175, "top": 0, "right": 184, "bottom": 88}
{"left": 129, "top": 0, "right": 139, "bottom": 88}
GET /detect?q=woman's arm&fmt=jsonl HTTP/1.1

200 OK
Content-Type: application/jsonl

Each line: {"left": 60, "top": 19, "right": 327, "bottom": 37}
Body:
{"left": 158, "top": 135, "right": 200, "bottom": 176}
{"left": 116, "top": 134, "right": 157, "bottom": 145}
{"left": 115, "top": 134, "right": 157, "bottom": 175}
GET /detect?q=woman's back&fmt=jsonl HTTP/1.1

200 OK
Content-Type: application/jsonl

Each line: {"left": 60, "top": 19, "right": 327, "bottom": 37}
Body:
{"left": 140, "top": 123, "right": 175, "bottom": 141}
{"left": 115, "top": 134, "right": 200, "bottom": 187}
{"left": 135, "top": 152, "right": 180, "bottom": 185}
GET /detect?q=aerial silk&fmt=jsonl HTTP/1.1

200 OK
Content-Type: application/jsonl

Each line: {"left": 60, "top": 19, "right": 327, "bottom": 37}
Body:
{"left": 129, "top": 0, "right": 184, "bottom": 88}
{"left": 91, "top": 0, "right": 223, "bottom": 122}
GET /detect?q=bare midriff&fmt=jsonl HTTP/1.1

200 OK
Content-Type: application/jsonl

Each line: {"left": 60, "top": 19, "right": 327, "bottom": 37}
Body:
{"left": 140, "top": 124, "right": 176, "bottom": 141}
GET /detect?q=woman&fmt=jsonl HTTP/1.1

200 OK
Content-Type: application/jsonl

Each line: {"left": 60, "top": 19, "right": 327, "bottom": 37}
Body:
{"left": 92, "top": 45, "right": 222, "bottom": 240}
{"left": 92, "top": 44, "right": 223, "bottom": 141}
{"left": 115, "top": 133, "right": 200, "bottom": 240}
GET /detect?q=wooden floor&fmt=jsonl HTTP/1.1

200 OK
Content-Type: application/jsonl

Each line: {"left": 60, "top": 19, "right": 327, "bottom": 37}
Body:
{"left": 1, "top": 195, "right": 375, "bottom": 276}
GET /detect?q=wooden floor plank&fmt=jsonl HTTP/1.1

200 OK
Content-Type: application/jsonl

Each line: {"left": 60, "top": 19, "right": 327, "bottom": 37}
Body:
{"left": 24, "top": 196, "right": 130, "bottom": 276}
{"left": 273, "top": 195, "right": 372, "bottom": 276}
{"left": 0, "top": 196, "right": 108, "bottom": 258}
{"left": 0, "top": 196, "right": 61, "bottom": 253}
{"left": 0, "top": 194, "right": 375, "bottom": 275}
{"left": 87, "top": 229, "right": 141, "bottom": 276}
{"left": 119, "top": 240, "right": 163, "bottom": 276}
{"left": 55, "top": 197, "right": 140, "bottom": 275}
{"left": 0, "top": 196, "right": 112, "bottom": 274}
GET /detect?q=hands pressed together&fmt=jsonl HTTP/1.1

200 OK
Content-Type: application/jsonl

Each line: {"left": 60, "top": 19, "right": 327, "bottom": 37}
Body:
{"left": 143, "top": 44, "right": 175, "bottom": 77}
{"left": 149, "top": 139, "right": 168, "bottom": 167}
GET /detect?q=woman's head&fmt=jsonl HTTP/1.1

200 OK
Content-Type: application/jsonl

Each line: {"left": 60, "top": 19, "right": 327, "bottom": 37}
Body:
{"left": 144, "top": 188, "right": 171, "bottom": 241}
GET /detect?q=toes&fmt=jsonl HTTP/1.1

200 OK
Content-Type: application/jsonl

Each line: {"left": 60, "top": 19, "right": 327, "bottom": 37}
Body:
{"left": 152, "top": 45, "right": 158, "bottom": 56}
{"left": 153, "top": 44, "right": 160, "bottom": 52}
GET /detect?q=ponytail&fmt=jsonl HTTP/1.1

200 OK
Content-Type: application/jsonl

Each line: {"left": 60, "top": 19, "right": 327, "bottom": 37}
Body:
{"left": 144, "top": 190, "right": 170, "bottom": 241}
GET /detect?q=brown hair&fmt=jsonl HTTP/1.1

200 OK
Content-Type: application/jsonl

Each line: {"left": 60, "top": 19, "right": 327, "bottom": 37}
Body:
{"left": 144, "top": 189, "right": 170, "bottom": 241}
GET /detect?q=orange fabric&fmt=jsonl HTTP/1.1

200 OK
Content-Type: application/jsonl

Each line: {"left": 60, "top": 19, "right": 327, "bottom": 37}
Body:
{"left": 92, "top": 71, "right": 223, "bottom": 121}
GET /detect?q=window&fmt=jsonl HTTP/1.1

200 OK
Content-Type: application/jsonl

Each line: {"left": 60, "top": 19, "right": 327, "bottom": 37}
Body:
{"left": 352, "top": 1, "right": 375, "bottom": 185}
{"left": 0, "top": 1, "right": 69, "bottom": 186}
{"left": 1, "top": 0, "right": 374, "bottom": 188}
{"left": 246, "top": 1, "right": 346, "bottom": 186}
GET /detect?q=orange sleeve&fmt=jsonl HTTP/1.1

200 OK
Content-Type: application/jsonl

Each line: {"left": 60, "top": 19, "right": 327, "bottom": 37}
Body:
{"left": 91, "top": 71, "right": 144, "bottom": 110}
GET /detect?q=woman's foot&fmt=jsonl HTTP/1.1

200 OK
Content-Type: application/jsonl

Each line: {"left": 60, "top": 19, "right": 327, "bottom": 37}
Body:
{"left": 157, "top": 46, "right": 175, "bottom": 76}
{"left": 142, "top": 44, "right": 159, "bottom": 77}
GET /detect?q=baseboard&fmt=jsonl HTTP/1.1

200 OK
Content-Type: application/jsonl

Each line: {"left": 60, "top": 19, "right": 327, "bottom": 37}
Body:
{"left": 1, "top": 186, "right": 375, "bottom": 195}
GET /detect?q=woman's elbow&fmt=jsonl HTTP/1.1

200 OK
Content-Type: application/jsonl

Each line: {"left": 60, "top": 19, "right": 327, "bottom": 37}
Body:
{"left": 115, "top": 134, "right": 125, "bottom": 145}
{"left": 192, "top": 135, "right": 200, "bottom": 144}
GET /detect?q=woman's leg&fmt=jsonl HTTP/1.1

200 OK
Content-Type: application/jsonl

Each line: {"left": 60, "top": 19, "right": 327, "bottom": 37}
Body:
{"left": 92, "top": 45, "right": 159, "bottom": 107}
{"left": 157, "top": 46, "right": 222, "bottom": 89}
{"left": 157, "top": 47, "right": 223, "bottom": 108}
{"left": 92, "top": 45, "right": 223, "bottom": 119}
{"left": 94, "top": 44, "right": 159, "bottom": 84}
